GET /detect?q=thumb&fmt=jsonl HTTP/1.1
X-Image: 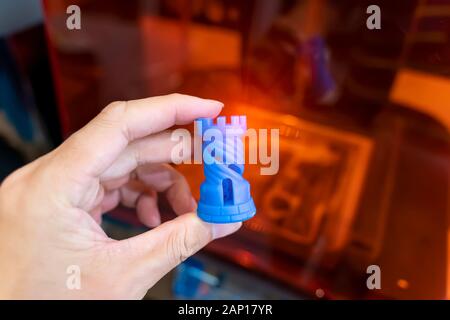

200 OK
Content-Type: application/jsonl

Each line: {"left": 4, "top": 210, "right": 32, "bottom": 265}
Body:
{"left": 116, "top": 213, "right": 241, "bottom": 291}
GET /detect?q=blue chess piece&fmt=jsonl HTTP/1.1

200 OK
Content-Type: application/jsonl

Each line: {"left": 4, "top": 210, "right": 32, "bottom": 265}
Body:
{"left": 196, "top": 116, "right": 256, "bottom": 223}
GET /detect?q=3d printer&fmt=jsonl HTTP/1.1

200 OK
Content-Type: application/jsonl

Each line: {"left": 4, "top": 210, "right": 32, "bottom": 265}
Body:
{"left": 42, "top": 0, "right": 450, "bottom": 299}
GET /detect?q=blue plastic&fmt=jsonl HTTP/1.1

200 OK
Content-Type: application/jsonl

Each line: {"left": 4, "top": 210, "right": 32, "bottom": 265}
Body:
{"left": 301, "top": 36, "right": 336, "bottom": 102}
{"left": 196, "top": 116, "right": 256, "bottom": 223}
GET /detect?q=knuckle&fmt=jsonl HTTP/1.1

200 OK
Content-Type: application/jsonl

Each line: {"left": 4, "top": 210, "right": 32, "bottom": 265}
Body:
{"left": 99, "top": 101, "right": 132, "bottom": 140}
{"left": 0, "top": 168, "right": 29, "bottom": 212}
{"left": 167, "top": 223, "right": 194, "bottom": 265}
{"left": 101, "top": 100, "right": 127, "bottom": 118}
{"left": 62, "top": 130, "right": 84, "bottom": 153}
{"left": 1, "top": 169, "right": 24, "bottom": 194}
{"left": 166, "top": 217, "right": 213, "bottom": 265}
{"left": 168, "top": 93, "right": 187, "bottom": 102}
{"left": 168, "top": 93, "right": 182, "bottom": 99}
{"left": 1, "top": 172, "right": 17, "bottom": 190}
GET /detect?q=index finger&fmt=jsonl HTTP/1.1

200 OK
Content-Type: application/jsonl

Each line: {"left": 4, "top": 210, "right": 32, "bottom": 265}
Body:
{"left": 55, "top": 94, "right": 223, "bottom": 178}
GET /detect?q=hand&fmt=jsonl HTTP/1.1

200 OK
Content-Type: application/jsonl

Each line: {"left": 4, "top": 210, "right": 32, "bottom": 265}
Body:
{"left": 0, "top": 94, "right": 241, "bottom": 299}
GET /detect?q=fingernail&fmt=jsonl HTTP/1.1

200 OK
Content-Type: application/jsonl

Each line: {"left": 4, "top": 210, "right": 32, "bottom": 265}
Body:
{"left": 212, "top": 222, "right": 242, "bottom": 240}
{"left": 204, "top": 99, "right": 224, "bottom": 108}
{"left": 190, "top": 197, "right": 198, "bottom": 210}
{"left": 150, "top": 214, "right": 161, "bottom": 227}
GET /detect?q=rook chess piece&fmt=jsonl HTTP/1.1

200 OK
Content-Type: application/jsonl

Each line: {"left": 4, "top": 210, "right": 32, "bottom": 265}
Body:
{"left": 196, "top": 116, "right": 256, "bottom": 223}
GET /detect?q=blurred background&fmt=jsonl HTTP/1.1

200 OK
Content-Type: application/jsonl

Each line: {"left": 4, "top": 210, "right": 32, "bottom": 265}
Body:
{"left": 0, "top": 0, "right": 449, "bottom": 299}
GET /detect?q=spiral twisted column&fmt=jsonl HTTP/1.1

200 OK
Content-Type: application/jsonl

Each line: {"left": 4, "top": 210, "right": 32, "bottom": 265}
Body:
{"left": 196, "top": 116, "right": 256, "bottom": 223}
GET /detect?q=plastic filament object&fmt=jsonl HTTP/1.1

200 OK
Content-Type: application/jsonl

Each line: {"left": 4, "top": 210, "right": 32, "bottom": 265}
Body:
{"left": 196, "top": 115, "right": 256, "bottom": 223}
